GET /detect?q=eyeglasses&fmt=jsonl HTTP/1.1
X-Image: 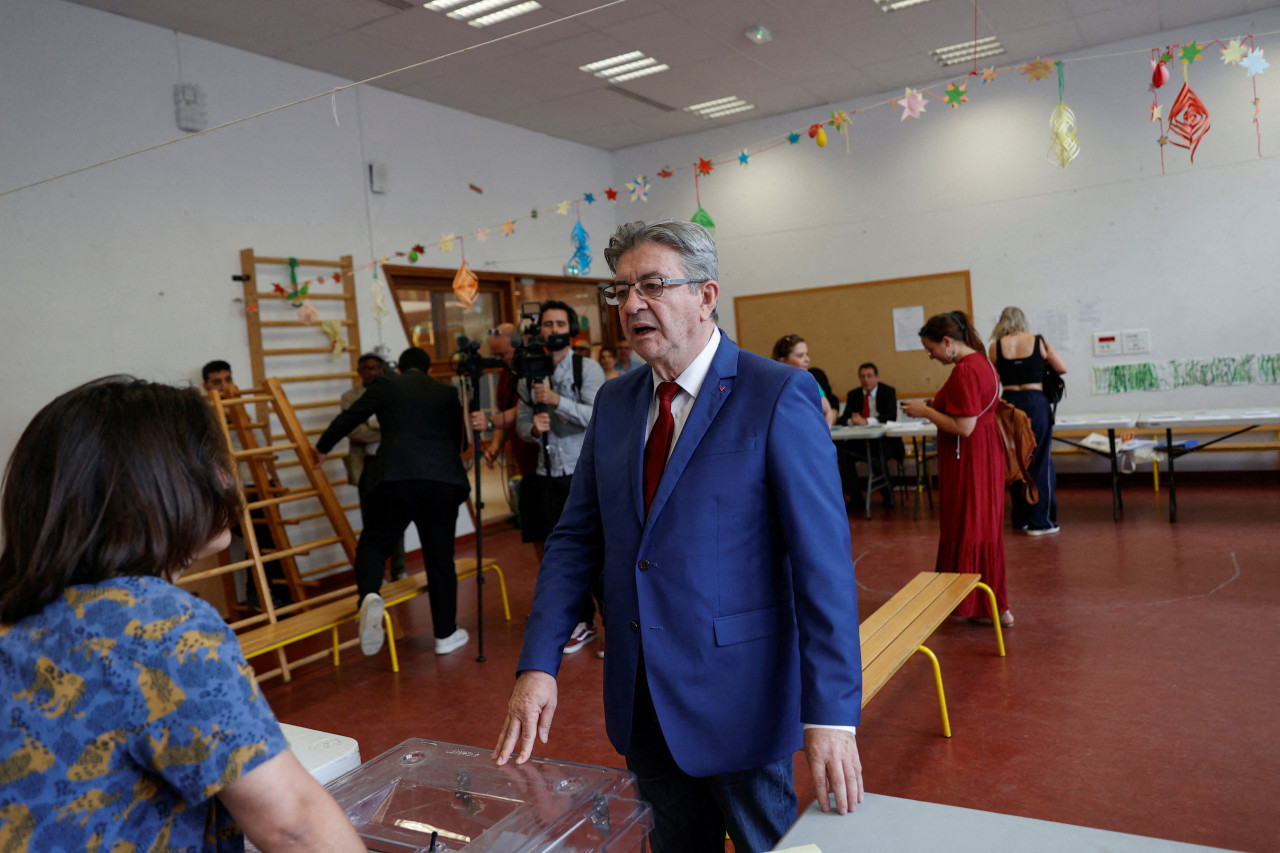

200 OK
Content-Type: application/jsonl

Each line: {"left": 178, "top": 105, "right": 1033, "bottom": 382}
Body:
{"left": 601, "top": 276, "right": 709, "bottom": 306}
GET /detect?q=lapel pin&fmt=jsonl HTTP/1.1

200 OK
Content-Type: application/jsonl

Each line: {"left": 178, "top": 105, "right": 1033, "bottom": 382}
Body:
{"left": 719, "top": 385, "right": 725, "bottom": 392}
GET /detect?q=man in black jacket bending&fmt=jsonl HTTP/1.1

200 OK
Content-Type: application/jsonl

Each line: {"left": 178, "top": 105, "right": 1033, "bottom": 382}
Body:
{"left": 312, "top": 347, "right": 470, "bottom": 657}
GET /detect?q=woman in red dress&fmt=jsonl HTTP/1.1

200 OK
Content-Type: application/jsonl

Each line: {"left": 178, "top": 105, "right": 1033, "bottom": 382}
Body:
{"left": 901, "top": 311, "right": 1011, "bottom": 627}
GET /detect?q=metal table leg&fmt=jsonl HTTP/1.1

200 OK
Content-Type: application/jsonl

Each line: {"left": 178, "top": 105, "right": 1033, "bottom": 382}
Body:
{"left": 1166, "top": 427, "right": 1177, "bottom": 523}
{"left": 1107, "top": 428, "right": 1121, "bottom": 522}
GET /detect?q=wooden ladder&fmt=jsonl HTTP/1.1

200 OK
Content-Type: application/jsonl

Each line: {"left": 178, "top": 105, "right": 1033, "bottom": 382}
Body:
{"left": 177, "top": 377, "right": 361, "bottom": 682}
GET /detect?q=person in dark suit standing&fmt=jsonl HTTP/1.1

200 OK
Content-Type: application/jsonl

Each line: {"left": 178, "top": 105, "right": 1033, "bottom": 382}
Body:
{"left": 311, "top": 347, "right": 470, "bottom": 658}
{"left": 493, "top": 220, "right": 864, "bottom": 853}
{"left": 836, "top": 363, "right": 903, "bottom": 508}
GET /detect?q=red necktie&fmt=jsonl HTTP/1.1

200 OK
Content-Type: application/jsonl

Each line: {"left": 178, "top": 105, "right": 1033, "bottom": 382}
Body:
{"left": 861, "top": 392, "right": 870, "bottom": 419}
{"left": 643, "top": 382, "right": 682, "bottom": 515}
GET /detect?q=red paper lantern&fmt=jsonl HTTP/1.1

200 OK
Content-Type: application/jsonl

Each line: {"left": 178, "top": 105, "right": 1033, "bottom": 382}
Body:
{"left": 1151, "top": 60, "right": 1169, "bottom": 89}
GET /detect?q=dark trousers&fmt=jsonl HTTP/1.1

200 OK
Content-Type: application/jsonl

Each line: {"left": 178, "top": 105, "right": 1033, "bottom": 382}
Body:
{"left": 358, "top": 463, "right": 406, "bottom": 578}
{"left": 626, "top": 657, "right": 797, "bottom": 853}
{"left": 1004, "top": 389, "right": 1058, "bottom": 530}
{"left": 523, "top": 474, "right": 600, "bottom": 626}
{"left": 356, "top": 479, "right": 463, "bottom": 639}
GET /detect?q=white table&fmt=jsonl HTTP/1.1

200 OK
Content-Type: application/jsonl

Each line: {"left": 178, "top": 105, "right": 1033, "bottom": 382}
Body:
{"left": 830, "top": 424, "right": 889, "bottom": 519}
{"left": 1050, "top": 411, "right": 1140, "bottom": 522}
{"left": 1136, "top": 407, "right": 1280, "bottom": 523}
{"left": 279, "top": 723, "right": 361, "bottom": 786}
{"left": 775, "top": 795, "right": 1235, "bottom": 852}
{"left": 885, "top": 421, "right": 937, "bottom": 520}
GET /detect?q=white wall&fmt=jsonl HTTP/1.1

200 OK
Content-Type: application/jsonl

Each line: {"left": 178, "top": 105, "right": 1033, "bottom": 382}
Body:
{"left": 0, "top": 0, "right": 614, "bottom": 557}
{"left": 608, "top": 8, "right": 1280, "bottom": 429}
{"left": 3, "top": 0, "right": 1277, "bottom": 489}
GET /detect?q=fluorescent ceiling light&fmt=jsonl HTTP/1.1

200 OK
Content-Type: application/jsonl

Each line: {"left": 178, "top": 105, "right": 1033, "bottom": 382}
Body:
{"left": 468, "top": 1, "right": 540, "bottom": 27}
{"left": 685, "top": 96, "right": 754, "bottom": 119}
{"left": 930, "top": 36, "right": 1005, "bottom": 66}
{"left": 703, "top": 104, "right": 755, "bottom": 119}
{"left": 597, "top": 58, "right": 657, "bottom": 77}
{"left": 446, "top": 0, "right": 510, "bottom": 19}
{"left": 423, "top": 0, "right": 470, "bottom": 9}
{"left": 580, "top": 51, "right": 644, "bottom": 73}
{"left": 874, "top": 0, "right": 936, "bottom": 11}
{"left": 580, "top": 51, "right": 668, "bottom": 81}
{"left": 610, "top": 64, "right": 669, "bottom": 82}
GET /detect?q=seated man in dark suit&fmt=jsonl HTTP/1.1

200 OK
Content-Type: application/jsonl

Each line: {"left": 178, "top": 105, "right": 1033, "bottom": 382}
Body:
{"left": 836, "top": 363, "right": 904, "bottom": 508}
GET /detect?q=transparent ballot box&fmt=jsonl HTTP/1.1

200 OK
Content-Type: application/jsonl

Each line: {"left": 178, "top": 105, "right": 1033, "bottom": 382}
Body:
{"left": 324, "top": 738, "right": 654, "bottom": 853}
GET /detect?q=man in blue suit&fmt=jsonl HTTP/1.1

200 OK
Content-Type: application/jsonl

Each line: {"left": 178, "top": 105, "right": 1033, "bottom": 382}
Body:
{"left": 493, "top": 220, "right": 863, "bottom": 853}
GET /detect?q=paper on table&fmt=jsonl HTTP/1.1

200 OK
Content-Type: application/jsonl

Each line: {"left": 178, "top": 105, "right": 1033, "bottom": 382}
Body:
{"left": 1243, "top": 410, "right": 1276, "bottom": 417}
{"left": 892, "top": 306, "right": 925, "bottom": 352}
{"left": 1056, "top": 418, "right": 1084, "bottom": 425}
{"left": 1097, "top": 417, "right": 1129, "bottom": 423}
{"left": 1148, "top": 414, "right": 1181, "bottom": 421}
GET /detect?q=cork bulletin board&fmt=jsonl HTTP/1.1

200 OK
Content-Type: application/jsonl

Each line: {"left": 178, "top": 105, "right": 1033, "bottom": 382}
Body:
{"left": 734, "top": 271, "right": 972, "bottom": 401}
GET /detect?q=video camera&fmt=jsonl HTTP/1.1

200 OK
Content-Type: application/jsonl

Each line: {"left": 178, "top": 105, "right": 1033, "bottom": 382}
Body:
{"left": 509, "top": 301, "right": 561, "bottom": 383}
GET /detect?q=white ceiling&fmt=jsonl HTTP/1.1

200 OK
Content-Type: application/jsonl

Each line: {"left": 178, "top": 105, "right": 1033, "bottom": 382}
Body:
{"left": 66, "top": 0, "right": 1280, "bottom": 150}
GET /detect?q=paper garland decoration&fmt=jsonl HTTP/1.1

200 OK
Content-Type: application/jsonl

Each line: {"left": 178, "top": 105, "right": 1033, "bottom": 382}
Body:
{"left": 438, "top": 234, "right": 454, "bottom": 253}
{"left": 1167, "top": 82, "right": 1210, "bottom": 161}
{"left": 896, "top": 88, "right": 926, "bottom": 121}
{"left": 1048, "top": 61, "right": 1079, "bottom": 169}
{"left": 370, "top": 268, "right": 391, "bottom": 324}
{"left": 1221, "top": 39, "right": 1247, "bottom": 65}
{"left": 452, "top": 262, "right": 479, "bottom": 308}
{"left": 697, "top": 157, "right": 714, "bottom": 176}
{"left": 566, "top": 221, "right": 591, "bottom": 276}
{"left": 828, "top": 110, "right": 853, "bottom": 152}
{"left": 297, "top": 299, "right": 320, "bottom": 325}
{"left": 320, "top": 319, "right": 346, "bottom": 359}
{"left": 944, "top": 84, "right": 968, "bottom": 108}
{"left": 737, "top": 150, "right": 750, "bottom": 166}
{"left": 690, "top": 205, "right": 716, "bottom": 236}
{"left": 808, "top": 123, "right": 828, "bottom": 145}
{"left": 625, "top": 175, "right": 650, "bottom": 202}
{"left": 1022, "top": 58, "right": 1055, "bottom": 81}
{"left": 1242, "top": 48, "right": 1269, "bottom": 76}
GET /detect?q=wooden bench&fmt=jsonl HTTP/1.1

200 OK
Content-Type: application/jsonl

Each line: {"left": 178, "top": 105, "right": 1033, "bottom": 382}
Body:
{"left": 238, "top": 558, "right": 510, "bottom": 677}
{"left": 860, "top": 572, "right": 1005, "bottom": 737}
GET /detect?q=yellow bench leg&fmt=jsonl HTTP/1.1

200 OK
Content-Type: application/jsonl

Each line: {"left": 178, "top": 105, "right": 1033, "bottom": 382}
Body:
{"left": 915, "top": 644, "right": 951, "bottom": 738}
{"left": 490, "top": 565, "right": 512, "bottom": 621}
{"left": 384, "top": 611, "right": 399, "bottom": 673}
{"left": 974, "top": 582, "right": 1006, "bottom": 657}
{"left": 330, "top": 626, "right": 341, "bottom": 667}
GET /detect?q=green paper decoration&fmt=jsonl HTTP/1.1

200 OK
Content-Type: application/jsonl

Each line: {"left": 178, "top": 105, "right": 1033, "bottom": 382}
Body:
{"left": 690, "top": 206, "right": 716, "bottom": 236}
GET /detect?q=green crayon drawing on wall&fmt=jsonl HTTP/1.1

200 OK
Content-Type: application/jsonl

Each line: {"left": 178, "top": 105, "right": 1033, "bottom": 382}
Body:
{"left": 1091, "top": 354, "right": 1280, "bottom": 394}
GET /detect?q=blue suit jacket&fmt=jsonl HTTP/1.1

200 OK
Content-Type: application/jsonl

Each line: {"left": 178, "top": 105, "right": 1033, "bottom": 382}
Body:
{"left": 517, "top": 335, "right": 862, "bottom": 778}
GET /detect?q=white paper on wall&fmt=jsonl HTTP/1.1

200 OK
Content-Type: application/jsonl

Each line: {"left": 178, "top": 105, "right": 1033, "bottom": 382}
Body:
{"left": 1035, "top": 308, "right": 1071, "bottom": 352}
{"left": 893, "top": 306, "right": 925, "bottom": 351}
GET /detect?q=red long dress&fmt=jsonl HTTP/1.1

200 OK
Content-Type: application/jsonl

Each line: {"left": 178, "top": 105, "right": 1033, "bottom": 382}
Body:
{"left": 932, "top": 352, "right": 1007, "bottom": 617}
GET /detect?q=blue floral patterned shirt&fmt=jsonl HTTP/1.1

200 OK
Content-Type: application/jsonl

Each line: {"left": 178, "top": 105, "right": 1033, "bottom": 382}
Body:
{"left": 1, "top": 575, "right": 288, "bottom": 851}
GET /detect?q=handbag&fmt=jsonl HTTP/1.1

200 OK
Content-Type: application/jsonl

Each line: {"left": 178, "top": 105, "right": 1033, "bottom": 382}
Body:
{"left": 1037, "top": 335, "right": 1065, "bottom": 415}
{"left": 983, "top": 360, "right": 1040, "bottom": 504}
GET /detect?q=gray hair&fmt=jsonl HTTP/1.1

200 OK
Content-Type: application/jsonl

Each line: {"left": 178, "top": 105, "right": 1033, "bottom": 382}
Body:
{"left": 604, "top": 220, "right": 719, "bottom": 323}
{"left": 990, "top": 306, "right": 1030, "bottom": 340}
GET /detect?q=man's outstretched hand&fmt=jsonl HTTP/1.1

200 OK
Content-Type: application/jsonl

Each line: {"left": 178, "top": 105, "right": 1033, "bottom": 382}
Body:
{"left": 493, "top": 671, "right": 558, "bottom": 766}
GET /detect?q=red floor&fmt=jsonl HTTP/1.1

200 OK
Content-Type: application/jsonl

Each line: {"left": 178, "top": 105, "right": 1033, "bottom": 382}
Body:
{"left": 261, "top": 481, "right": 1280, "bottom": 853}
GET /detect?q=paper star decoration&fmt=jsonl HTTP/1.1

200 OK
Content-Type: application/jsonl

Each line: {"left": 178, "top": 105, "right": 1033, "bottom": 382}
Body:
{"left": 788, "top": 132, "right": 801, "bottom": 144}
{"left": 625, "top": 175, "right": 650, "bottom": 202}
{"left": 1022, "top": 58, "right": 1055, "bottom": 81}
{"left": 583, "top": 192, "right": 595, "bottom": 204}
{"left": 1179, "top": 42, "right": 1203, "bottom": 64}
{"left": 980, "top": 66, "right": 998, "bottom": 83}
{"left": 530, "top": 209, "right": 538, "bottom": 219}
{"left": 605, "top": 187, "right": 618, "bottom": 201}
{"left": 737, "top": 149, "right": 750, "bottom": 166}
{"left": 828, "top": 110, "right": 852, "bottom": 130}
{"left": 944, "top": 83, "right": 968, "bottom": 108}
{"left": 501, "top": 219, "right": 515, "bottom": 237}
{"left": 476, "top": 228, "right": 490, "bottom": 242}
{"left": 1221, "top": 38, "right": 1248, "bottom": 65}
{"left": 697, "top": 157, "right": 715, "bottom": 176}
{"left": 1242, "top": 48, "right": 1269, "bottom": 77}
{"left": 1150, "top": 103, "right": 1163, "bottom": 122}
{"left": 438, "top": 234, "right": 454, "bottom": 253}
{"left": 897, "top": 87, "right": 926, "bottom": 121}
{"left": 657, "top": 167, "right": 674, "bottom": 178}
{"left": 555, "top": 201, "right": 570, "bottom": 216}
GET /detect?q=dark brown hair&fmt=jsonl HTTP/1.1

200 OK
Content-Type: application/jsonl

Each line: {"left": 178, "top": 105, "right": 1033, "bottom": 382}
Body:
{"left": 0, "top": 377, "right": 242, "bottom": 623}
{"left": 772, "top": 334, "right": 804, "bottom": 361}
{"left": 919, "top": 310, "right": 985, "bottom": 353}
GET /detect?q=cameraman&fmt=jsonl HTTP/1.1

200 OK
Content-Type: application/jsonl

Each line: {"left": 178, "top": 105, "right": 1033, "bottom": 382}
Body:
{"left": 516, "top": 300, "right": 605, "bottom": 654}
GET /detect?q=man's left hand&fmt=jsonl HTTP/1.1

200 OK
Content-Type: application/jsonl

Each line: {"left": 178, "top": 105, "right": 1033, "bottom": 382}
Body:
{"left": 532, "top": 382, "right": 560, "bottom": 408}
{"left": 803, "top": 727, "right": 863, "bottom": 815}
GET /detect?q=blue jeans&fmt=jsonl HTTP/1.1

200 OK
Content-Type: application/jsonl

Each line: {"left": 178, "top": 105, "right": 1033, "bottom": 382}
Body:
{"left": 626, "top": 659, "right": 797, "bottom": 853}
{"left": 1003, "top": 390, "right": 1058, "bottom": 530}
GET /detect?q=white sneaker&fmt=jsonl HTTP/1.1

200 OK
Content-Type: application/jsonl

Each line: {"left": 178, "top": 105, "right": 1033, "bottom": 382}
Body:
{"left": 435, "top": 627, "right": 469, "bottom": 655}
{"left": 358, "top": 593, "right": 386, "bottom": 656}
{"left": 1026, "top": 525, "right": 1060, "bottom": 536}
{"left": 563, "top": 622, "right": 597, "bottom": 654}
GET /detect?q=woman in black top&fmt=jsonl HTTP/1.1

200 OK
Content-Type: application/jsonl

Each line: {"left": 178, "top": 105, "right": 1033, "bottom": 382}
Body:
{"left": 989, "top": 307, "right": 1070, "bottom": 535}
